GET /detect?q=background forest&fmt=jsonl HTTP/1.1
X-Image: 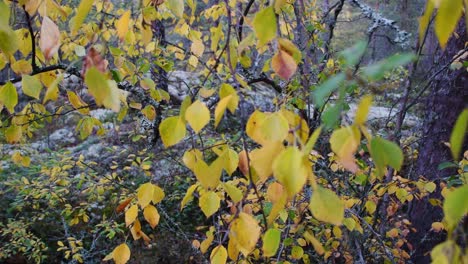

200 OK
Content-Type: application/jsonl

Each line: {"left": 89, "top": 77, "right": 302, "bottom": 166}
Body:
{"left": 0, "top": 0, "right": 466, "bottom": 263}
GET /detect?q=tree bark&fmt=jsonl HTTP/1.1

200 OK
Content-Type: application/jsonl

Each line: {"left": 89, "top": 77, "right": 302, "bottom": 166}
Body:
{"left": 409, "top": 18, "right": 468, "bottom": 263}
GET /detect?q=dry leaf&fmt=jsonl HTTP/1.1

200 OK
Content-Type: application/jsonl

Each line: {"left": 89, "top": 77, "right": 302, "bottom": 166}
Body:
{"left": 271, "top": 50, "right": 297, "bottom": 80}
{"left": 81, "top": 47, "right": 108, "bottom": 77}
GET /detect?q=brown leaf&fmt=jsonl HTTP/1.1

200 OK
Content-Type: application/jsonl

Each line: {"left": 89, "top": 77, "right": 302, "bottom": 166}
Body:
{"left": 116, "top": 197, "right": 133, "bottom": 213}
{"left": 81, "top": 47, "right": 108, "bottom": 77}
{"left": 238, "top": 150, "right": 249, "bottom": 176}
{"left": 271, "top": 50, "right": 297, "bottom": 80}
{"left": 39, "top": 16, "right": 60, "bottom": 61}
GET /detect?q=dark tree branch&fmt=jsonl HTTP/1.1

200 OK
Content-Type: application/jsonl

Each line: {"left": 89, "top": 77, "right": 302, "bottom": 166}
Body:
{"left": 237, "top": 0, "right": 255, "bottom": 42}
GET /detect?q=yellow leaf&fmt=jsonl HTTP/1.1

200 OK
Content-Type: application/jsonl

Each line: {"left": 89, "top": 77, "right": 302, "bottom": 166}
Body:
{"left": 386, "top": 228, "right": 399, "bottom": 238}
{"left": 303, "top": 231, "right": 325, "bottom": 255}
{"left": 183, "top": 149, "right": 203, "bottom": 171}
{"left": 250, "top": 142, "right": 284, "bottom": 181}
{"left": 354, "top": 95, "right": 372, "bottom": 125}
{"left": 0, "top": 1, "right": 18, "bottom": 55}
{"left": 274, "top": 0, "right": 287, "bottom": 13}
{"left": 39, "top": 16, "right": 60, "bottom": 60}
{"left": 186, "top": 100, "right": 210, "bottom": 133}
{"left": 22, "top": 75, "right": 43, "bottom": 100}
{"left": 71, "top": 0, "right": 94, "bottom": 35}
{"left": 67, "top": 91, "right": 90, "bottom": 114}
{"left": 219, "top": 83, "right": 238, "bottom": 113}
{"left": 252, "top": 6, "right": 277, "bottom": 46}
{"left": 214, "top": 95, "right": 232, "bottom": 127}
{"left": 435, "top": 0, "right": 463, "bottom": 48}
{"left": 199, "top": 191, "right": 220, "bottom": 217}
{"left": 159, "top": 116, "right": 186, "bottom": 147}
{"left": 271, "top": 50, "right": 297, "bottom": 80}
{"left": 201, "top": 226, "right": 215, "bottom": 253}
{"left": 5, "top": 124, "right": 22, "bottom": 143}
{"left": 267, "top": 182, "right": 284, "bottom": 203}
{"left": 431, "top": 222, "right": 445, "bottom": 232}
{"left": 137, "top": 182, "right": 154, "bottom": 208}
{"left": 191, "top": 39, "right": 204, "bottom": 57}
{"left": 330, "top": 126, "right": 361, "bottom": 172}
{"left": 419, "top": 1, "right": 434, "bottom": 42}
{"left": 309, "top": 186, "right": 344, "bottom": 225}
{"left": 291, "top": 246, "right": 303, "bottom": 259}
{"left": 222, "top": 182, "right": 243, "bottom": 203}
{"left": 152, "top": 185, "right": 165, "bottom": 204}
{"left": 141, "top": 105, "right": 156, "bottom": 121}
{"left": 0, "top": 82, "right": 18, "bottom": 113}
{"left": 194, "top": 159, "right": 222, "bottom": 190}
{"left": 11, "top": 60, "right": 32, "bottom": 75}
{"left": 259, "top": 112, "right": 289, "bottom": 142}
{"left": 84, "top": 67, "right": 121, "bottom": 111}
{"left": 229, "top": 212, "right": 261, "bottom": 256}
{"left": 125, "top": 204, "right": 138, "bottom": 227}
{"left": 116, "top": 10, "right": 131, "bottom": 41}
{"left": 272, "top": 147, "right": 308, "bottom": 196}
{"left": 15, "top": 28, "right": 32, "bottom": 57}
{"left": 227, "top": 237, "right": 239, "bottom": 261}
{"left": 130, "top": 219, "right": 142, "bottom": 240}
{"left": 262, "top": 228, "right": 281, "bottom": 257}
{"left": 218, "top": 148, "right": 239, "bottom": 175}
{"left": 181, "top": 184, "right": 198, "bottom": 210}
{"left": 210, "top": 245, "right": 227, "bottom": 264}
{"left": 112, "top": 243, "right": 131, "bottom": 264}
{"left": 246, "top": 110, "right": 268, "bottom": 145}
{"left": 143, "top": 204, "right": 160, "bottom": 228}
{"left": 267, "top": 192, "right": 287, "bottom": 225}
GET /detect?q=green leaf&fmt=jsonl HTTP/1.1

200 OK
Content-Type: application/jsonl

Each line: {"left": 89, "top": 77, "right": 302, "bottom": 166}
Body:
{"left": 363, "top": 53, "right": 415, "bottom": 81}
{"left": 309, "top": 186, "right": 344, "bottom": 225}
{"left": 450, "top": 109, "right": 468, "bottom": 161}
{"left": 435, "top": 0, "right": 463, "bottom": 48}
{"left": 71, "top": 0, "right": 94, "bottom": 35}
{"left": 0, "top": 82, "right": 18, "bottom": 113}
{"left": 159, "top": 116, "right": 186, "bottom": 147}
{"left": 199, "top": 191, "right": 220, "bottom": 217}
{"left": 312, "top": 73, "right": 345, "bottom": 108}
{"left": 370, "top": 137, "right": 404, "bottom": 177}
{"left": 253, "top": 6, "right": 277, "bottom": 46}
{"left": 437, "top": 161, "right": 458, "bottom": 171}
{"left": 339, "top": 41, "right": 367, "bottom": 67}
{"left": 262, "top": 228, "right": 281, "bottom": 257}
{"left": 443, "top": 185, "right": 468, "bottom": 230}
{"left": 22, "top": 75, "right": 43, "bottom": 99}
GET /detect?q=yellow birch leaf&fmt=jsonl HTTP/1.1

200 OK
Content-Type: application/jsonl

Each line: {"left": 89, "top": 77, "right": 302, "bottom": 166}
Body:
{"left": 116, "top": 11, "right": 131, "bottom": 41}
{"left": 137, "top": 182, "right": 154, "bottom": 208}
{"left": 125, "top": 204, "right": 138, "bottom": 226}
{"left": 229, "top": 212, "right": 261, "bottom": 256}
{"left": 194, "top": 159, "right": 222, "bottom": 190}
{"left": 0, "top": 82, "right": 18, "bottom": 113}
{"left": 227, "top": 237, "right": 239, "bottom": 261}
{"left": 5, "top": 125, "right": 22, "bottom": 143}
{"left": 191, "top": 39, "right": 204, "bottom": 57}
{"left": 0, "top": 1, "right": 18, "bottom": 56}
{"left": 186, "top": 100, "right": 210, "bottom": 133}
{"left": 214, "top": 95, "right": 232, "bottom": 128}
{"left": 151, "top": 185, "right": 165, "bottom": 204}
{"left": 130, "top": 219, "right": 142, "bottom": 240}
{"left": 181, "top": 184, "right": 198, "bottom": 210}
{"left": 435, "top": 0, "right": 463, "bottom": 48}
{"left": 22, "top": 75, "right": 43, "bottom": 100}
{"left": 309, "top": 186, "right": 344, "bottom": 225}
{"left": 246, "top": 110, "right": 268, "bottom": 145}
{"left": 222, "top": 182, "right": 243, "bottom": 203}
{"left": 71, "top": 0, "right": 94, "bottom": 35}
{"left": 267, "top": 182, "right": 284, "bottom": 203}
{"left": 252, "top": 6, "right": 277, "bottom": 46}
{"left": 219, "top": 83, "right": 239, "bottom": 113}
{"left": 183, "top": 149, "right": 203, "bottom": 171}
{"left": 84, "top": 67, "right": 121, "bottom": 111}
{"left": 159, "top": 116, "right": 186, "bottom": 147}
{"left": 271, "top": 50, "right": 297, "bottom": 80}
{"left": 259, "top": 112, "right": 289, "bottom": 142}
{"left": 199, "top": 191, "right": 220, "bottom": 217}
{"left": 355, "top": 95, "right": 372, "bottom": 125}
{"left": 278, "top": 38, "right": 302, "bottom": 63}
{"left": 274, "top": 0, "right": 287, "bottom": 13}
{"left": 67, "top": 91, "right": 89, "bottom": 114}
{"left": 141, "top": 105, "right": 156, "bottom": 121}
{"left": 112, "top": 243, "right": 131, "bottom": 264}
{"left": 15, "top": 28, "right": 32, "bottom": 57}
{"left": 39, "top": 16, "right": 60, "bottom": 60}
{"left": 218, "top": 148, "right": 239, "bottom": 175}
{"left": 210, "top": 245, "right": 227, "bottom": 264}
{"left": 303, "top": 231, "right": 325, "bottom": 255}
{"left": 250, "top": 141, "right": 284, "bottom": 181}
{"left": 330, "top": 126, "right": 361, "bottom": 172}
{"left": 11, "top": 60, "right": 32, "bottom": 75}
{"left": 201, "top": 226, "right": 215, "bottom": 253}
{"left": 272, "top": 147, "right": 307, "bottom": 196}
{"left": 143, "top": 204, "right": 160, "bottom": 228}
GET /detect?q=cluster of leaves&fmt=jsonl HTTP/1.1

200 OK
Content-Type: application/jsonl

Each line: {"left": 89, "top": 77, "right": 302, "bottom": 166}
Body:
{"left": 0, "top": 0, "right": 467, "bottom": 263}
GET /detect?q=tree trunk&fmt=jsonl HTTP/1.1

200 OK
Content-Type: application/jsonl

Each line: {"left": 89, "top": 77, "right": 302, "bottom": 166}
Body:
{"left": 409, "top": 19, "right": 468, "bottom": 263}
